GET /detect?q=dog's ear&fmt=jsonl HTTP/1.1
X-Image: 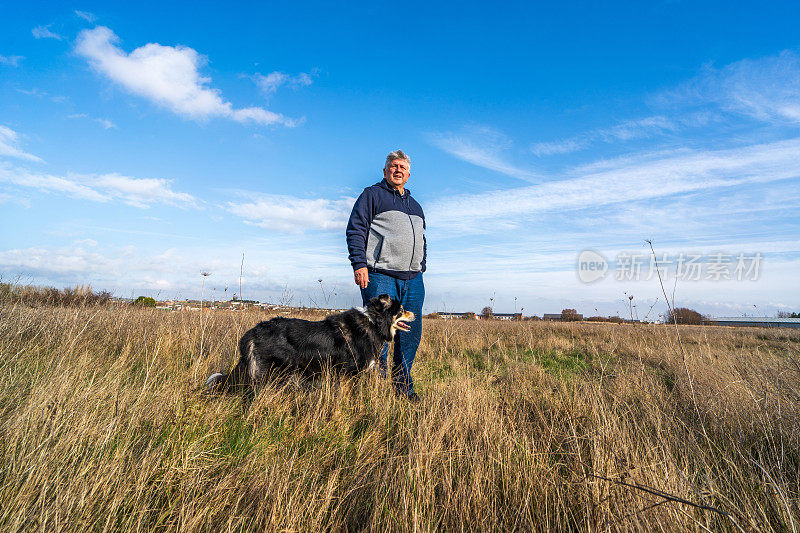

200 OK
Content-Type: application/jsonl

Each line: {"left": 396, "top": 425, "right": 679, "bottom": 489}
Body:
{"left": 378, "top": 294, "right": 392, "bottom": 307}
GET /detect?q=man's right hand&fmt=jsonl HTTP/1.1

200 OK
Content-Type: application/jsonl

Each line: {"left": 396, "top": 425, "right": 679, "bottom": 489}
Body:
{"left": 354, "top": 267, "right": 369, "bottom": 289}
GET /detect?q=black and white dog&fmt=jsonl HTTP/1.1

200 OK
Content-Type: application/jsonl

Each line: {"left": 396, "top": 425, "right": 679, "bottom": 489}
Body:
{"left": 205, "top": 294, "right": 415, "bottom": 392}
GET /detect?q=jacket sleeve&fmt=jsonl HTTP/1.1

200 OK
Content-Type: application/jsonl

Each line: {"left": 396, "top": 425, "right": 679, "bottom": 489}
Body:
{"left": 346, "top": 188, "right": 374, "bottom": 271}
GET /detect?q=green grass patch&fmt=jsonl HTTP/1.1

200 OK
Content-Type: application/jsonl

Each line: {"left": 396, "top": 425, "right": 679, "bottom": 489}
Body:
{"left": 218, "top": 417, "right": 254, "bottom": 458}
{"left": 423, "top": 358, "right": 457, "bottom": 381}
{"left": 507, "top": 348, "right": 615, "bottom": 377}
{"left": 536, "top": 349, "right": 590, "bottom": 375}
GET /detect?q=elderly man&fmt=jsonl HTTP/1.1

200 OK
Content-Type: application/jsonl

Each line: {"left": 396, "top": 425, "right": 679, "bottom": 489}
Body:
{"left": 346, "top": 149, "right": 426, "bottom": 401}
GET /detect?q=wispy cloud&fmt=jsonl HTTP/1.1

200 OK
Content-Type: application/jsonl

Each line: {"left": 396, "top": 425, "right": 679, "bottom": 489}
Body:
{"left": 0, "top": 246, "right": 118, "bottom": 278}
{"left": 656, "top": 50, "right": 800, "bottom": 124}
{"left": 75, "top": 10, "right": 97, "bottom": 22}
{"left": 0, "top": 161, "right": 197, "bottom": 208}
{"left": 429, "top": 137, "right": 800, "bottom": 230}
{"left": 252, "top": 70, "right": 316, "bottom": 96}
{"left": 226, "top": 194, "right": 355, "bottom": 233}
{"left": 0, "top": 192, "right": 31, "bottom": 208}
{"left": 530, "top": 138, "right": 588, "bottom": 157}
{"left": 598, "top": 116, "right": 678, "bottom": 141}
{"left": 530, "top": 113, "right": 717, "bottom": 157}
{"left": 16, "top": 88, "right": 68, "bottom": 104}
{"left": 32, "top": 24, "right": 62, "bottom": 40}
{"left": 75, "top": 26, "right": 298, "bottom": 127}
{"left": 425, "top": 126, "right": 541, "bottom": 183}
{"left": 0, "top": 163, "right": 104, "bottom": 201}
{"left": 0, "top": 126, "right": 44, "bottom": 163}
{"left": 529, "top": 52, "right": 800, "bottom": 161}
{"left": 67, "top": 113, "right": 116, "bottom": 129}
{"left": 0, "top": 54, "right": 24, "bottom": 67}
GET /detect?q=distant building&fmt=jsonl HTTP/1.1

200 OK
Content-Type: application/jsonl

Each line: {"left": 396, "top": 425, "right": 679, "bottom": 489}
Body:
{"left": 543, "top": 312, "right": 584, "bottom": 321}
{"left": 493, "top": 312, "right": 523, "bottom": 321}
{"left": 707, "top": 317, "right": 800, "bottom": 329}
{"left": 439, "top": 312, "right": 479, "bottom": 320}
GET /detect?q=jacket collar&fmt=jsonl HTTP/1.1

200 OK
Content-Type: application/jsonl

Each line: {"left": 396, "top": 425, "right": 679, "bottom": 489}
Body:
{"left": 378, "top": 178, "right": 410, "bottom": 197}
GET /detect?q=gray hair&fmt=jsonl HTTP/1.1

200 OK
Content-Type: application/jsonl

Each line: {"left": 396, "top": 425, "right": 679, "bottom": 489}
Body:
{"left": 384, "top": 149, "right": 411, "bottom": 170}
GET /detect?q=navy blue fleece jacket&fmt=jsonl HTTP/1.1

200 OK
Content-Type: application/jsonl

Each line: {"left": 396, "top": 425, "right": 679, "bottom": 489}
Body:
{"left": 346, "top": 179, "right": 426, "bottom": 280}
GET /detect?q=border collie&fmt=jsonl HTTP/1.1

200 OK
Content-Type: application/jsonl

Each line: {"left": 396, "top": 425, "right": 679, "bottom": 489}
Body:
{"left": 205, "top": 294, "right": 414, "bottom": 392}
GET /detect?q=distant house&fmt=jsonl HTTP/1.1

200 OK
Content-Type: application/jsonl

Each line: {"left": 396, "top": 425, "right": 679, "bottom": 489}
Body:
{"left": 543, "top": 312, "right": 584, "bottom": 321}
{"left": 493, "top": 313, "right": 523, "bottom": 321}
{"left": 707, "top": 317, "right": 800, "bottom": 329}
{"left": 439, "top": 311, "right": 479, "bottom": 320}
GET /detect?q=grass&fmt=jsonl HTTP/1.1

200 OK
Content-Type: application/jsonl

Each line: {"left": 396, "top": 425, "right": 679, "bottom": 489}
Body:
{"left": 0, "top": 303, "right": 799, "bottom": 531}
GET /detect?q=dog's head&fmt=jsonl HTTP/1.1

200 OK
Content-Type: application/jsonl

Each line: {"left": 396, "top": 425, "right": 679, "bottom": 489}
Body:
{"left": 366, "top": 294, "right": 415, "bottom": 341}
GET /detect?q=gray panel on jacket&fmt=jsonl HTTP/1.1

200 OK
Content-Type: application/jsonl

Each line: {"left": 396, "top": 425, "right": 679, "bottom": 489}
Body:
{"left": 366, "top": 211, "right": 425, "bottom": 272}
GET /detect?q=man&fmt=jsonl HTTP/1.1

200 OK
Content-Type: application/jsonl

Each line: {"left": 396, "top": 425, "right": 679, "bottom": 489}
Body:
{"left": 346, "top": 149, "right": 426, "bottom": 401}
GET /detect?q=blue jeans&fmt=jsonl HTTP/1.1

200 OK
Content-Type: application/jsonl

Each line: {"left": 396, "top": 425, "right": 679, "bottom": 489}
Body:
{"left": 361, "top": 271, "right": 424, "bottom": 396}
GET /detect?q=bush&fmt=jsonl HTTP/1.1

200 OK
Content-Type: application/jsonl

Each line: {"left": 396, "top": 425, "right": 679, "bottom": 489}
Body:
{"left": 665, "top": 307, "right": 706, "bottom": 325}
{"left": 133, "top": 296, "right": 157, "bottom": 308}
{"left": 561, "top": 309, "right": 580, "bottom": 321}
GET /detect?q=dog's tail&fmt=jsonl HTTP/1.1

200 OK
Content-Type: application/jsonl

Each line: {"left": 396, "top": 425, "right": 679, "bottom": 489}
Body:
{"left": 204, "top": 358, "right": 249, "bottom": 394}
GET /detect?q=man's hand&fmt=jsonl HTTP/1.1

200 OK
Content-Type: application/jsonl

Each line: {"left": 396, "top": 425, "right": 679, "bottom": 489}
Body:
{"left": 354, "top": 267, "right": 369, "bottom": 289}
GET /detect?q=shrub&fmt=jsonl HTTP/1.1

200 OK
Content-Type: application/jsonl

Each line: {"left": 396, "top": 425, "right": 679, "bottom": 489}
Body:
{"left": 561, "top": 309, "right": 581, "bottom": 321}
{"left": 665, "top": 307, "right": 706, "bottom": 325}
{"left": 133, "top": 296, "right": 157, "bottom": 308}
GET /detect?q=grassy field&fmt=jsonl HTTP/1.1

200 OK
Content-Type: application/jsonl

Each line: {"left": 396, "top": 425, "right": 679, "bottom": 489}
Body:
{"left": 1, "top": 303, "right": 798, "bottom": 531}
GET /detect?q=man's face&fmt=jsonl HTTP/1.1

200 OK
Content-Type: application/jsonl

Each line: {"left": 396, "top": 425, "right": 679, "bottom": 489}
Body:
{"left": 383, "top": 158, "right": 410, "bottom": 189}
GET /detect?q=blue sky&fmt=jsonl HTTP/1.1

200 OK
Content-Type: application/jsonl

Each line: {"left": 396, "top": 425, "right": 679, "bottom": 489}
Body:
{"left": 1, "top": 1, "right": 799, "bottom": 317}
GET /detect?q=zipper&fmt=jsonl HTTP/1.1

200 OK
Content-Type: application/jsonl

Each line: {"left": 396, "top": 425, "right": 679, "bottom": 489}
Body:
{"left": 407, "top": 210, "right": 416, "bottom": 271}
{"left": 398, "top": 189, "right": 416, "bottom": 271}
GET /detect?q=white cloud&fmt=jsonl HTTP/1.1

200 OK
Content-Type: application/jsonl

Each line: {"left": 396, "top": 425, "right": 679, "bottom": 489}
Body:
{"left": 75, "top": 10, "right": 97, "bottom": 22}
{"left": 0, "top": 164, "right": 105, "bottom": 201}
{"left": 426, "top": 126, "right": 541, "bottom": 183}
{"left": 0, "top": 161, "right": 196, "bottom": 208}
{"left": 0, "top": 192, "right": 30, "bottom": 208}
{"left": 16, "top": 88, "right": 68, "bottom": 104}
{"left": 0, "top": 246, "right": 122, "bottom": 280}
{"left": 92, "top": 173, "right": 197, "bottom": 208}
{"left": 226, "top": 195, "right": 355, "bottom": 233}
{"left": 75, "top": 26, "right": 296, "bottom": 127}
{"left": 530, "top": 138, "right": 587, "bottom": 157}
{"left": 0, "top": 54, "right": 24, "bottom": 67}
{"left": 530, "top": 113, "right": 717, "bottom": 157}
{"left": 0, "top": 237, "right": 359, "bottom": 306}
{"left": 598, "top": 116, "right": 677, "bottom": 141}
{"left": 67, "top": 113, "right": 116, "bottom": 129}
{"left": 657, "top": 50, "right": 800, "bottom": 124}
{"left": 32, "top": 24, "right": 62, "bottom": 40}
{"left": 0, "top": 126, "right": 44, "bottom": 163}
{"left": 429, "top": 137, "right": 800, "bottom": 231}
{"left": 252, "top": 70, "right": 315, "bottom": 96}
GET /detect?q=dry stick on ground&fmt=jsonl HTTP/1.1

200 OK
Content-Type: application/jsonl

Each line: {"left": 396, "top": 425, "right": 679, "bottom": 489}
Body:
{"left": 583, "top": 470, "right": 748, "bottom": 532}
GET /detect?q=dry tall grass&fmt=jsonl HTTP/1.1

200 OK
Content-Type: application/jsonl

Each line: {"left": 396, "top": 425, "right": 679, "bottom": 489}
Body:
{"left": 1, "top": 303, "right": 798, "bottom": 531}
